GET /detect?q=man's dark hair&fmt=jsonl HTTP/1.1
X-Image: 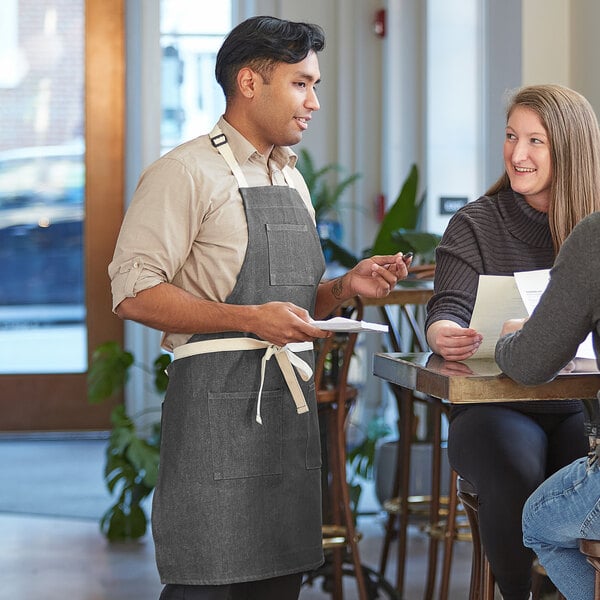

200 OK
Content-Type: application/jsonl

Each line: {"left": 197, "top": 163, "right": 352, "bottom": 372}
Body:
{"left": 215, "top": 16, "right": 325, "bottom": 99}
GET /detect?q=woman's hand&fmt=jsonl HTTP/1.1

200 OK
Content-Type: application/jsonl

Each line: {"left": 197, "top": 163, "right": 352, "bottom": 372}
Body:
{"left": 500, "top": 317, "right": 528, "bottom": 336}
{"left": 426, "top": 319, "right": 483, "bottom": 361}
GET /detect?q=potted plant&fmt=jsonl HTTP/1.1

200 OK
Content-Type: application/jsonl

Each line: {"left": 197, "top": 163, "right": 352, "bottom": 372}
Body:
{"left": 346, "top": 416, "right": 392, "bottom": 521}
{"left": 312, "top": 163, "right": 441, "bottom": 270}
{"left": 296, "top": 148, "right": 361, "bottom": 263}
{"left": 87, "top": 340, "right": 171, "bottom": 542}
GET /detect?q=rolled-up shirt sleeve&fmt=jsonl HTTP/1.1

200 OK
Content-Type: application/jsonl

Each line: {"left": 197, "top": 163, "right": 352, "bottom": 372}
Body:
{"left": 109, "top": 157, "right": 205, "bottom": 312}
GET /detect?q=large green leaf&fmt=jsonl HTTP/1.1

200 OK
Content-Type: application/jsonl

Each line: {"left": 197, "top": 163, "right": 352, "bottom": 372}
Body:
{"left": 321, "top": 238, "right": 359, "bottom": 268}
{"left": 126, "top": 436, "right": 160, "bottom": 488}
{"left": 371, "top": 164, "right": 421, "bottom": 255}
{"left": 390, "top": 230, "right": 442, "bottom": 263}
{"left": 87, "top": 341, "right": 134, "bottom": 403}
{"left": 100, "top": 501, "right": 148, "bottom": 542}
{"left": 127, "top": 502, "right": 149, "bottom": 539}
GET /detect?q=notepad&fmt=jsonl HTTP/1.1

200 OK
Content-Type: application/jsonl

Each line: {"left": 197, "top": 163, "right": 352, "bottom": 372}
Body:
{"left": 310, "top": 317, "right": 388, "bottom": 333}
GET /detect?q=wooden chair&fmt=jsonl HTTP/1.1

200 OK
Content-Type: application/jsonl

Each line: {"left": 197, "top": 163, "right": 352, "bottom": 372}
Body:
{"left": 579, "top": 398, "right": 600, "bottom": 599}
{"left": 310, "top": 296, "right": 369, "bottom": 600}
{"left": 376, "top": 293, "right": 459, "bottom": 599}
{"left": 456, "top": 475, "right": 567, "bottom": 600}
{"left": 455, "top": 476, "right": 495, "bottom": 600}
{"left": 579, "top": 539, "right": 600, "bottom": 599}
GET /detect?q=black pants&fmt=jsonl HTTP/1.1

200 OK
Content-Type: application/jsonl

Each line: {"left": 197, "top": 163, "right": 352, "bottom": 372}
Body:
{"left": 159, "top": 572, "right": 303, "bottom": 600}
{"left": 448, "top": 404, "right": 587, "bottom": 600}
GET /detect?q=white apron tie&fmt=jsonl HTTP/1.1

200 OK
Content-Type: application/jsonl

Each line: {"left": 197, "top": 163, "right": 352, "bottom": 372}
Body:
{"left": 173, "top": 338, "right": 314, "bottom": 424}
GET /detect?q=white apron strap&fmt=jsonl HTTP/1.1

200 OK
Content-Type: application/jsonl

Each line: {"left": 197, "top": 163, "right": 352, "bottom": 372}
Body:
{"left": 210, "top": 124, "right": 296, "bottom": 190}
{"left": 209, "top": 125, "right": 249, "bottom": 188}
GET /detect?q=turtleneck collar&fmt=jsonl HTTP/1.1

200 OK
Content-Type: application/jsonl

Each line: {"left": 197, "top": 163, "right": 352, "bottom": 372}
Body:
{"left": 496, "top": 189, "right": 553, "bottom": 250}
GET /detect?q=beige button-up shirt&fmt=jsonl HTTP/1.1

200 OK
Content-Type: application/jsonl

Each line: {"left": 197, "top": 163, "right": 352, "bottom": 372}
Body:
{"left": 109, "top": 117, "right": 315, "bottom": 350}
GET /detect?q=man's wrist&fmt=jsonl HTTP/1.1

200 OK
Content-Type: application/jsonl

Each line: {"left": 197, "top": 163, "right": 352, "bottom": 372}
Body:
{"left": 331, "top": 272, "right": 352, "bottom": 301}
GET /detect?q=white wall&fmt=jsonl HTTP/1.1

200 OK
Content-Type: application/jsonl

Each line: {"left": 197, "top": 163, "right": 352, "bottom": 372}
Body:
{"left": 522, "top": 0, "right": 569, "bottom": 87}
{"left": 570, "top": 0, "right": 600, "bottom": 117}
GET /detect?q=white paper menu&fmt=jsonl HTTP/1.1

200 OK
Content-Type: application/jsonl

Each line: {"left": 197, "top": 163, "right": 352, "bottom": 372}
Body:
{"left": 469, "top": 269, "right": 594, "bottom": 359}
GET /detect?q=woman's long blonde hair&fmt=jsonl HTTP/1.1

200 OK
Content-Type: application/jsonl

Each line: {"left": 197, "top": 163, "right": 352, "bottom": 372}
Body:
{"left": 487, "top": 84, "right": 600, "bottom": 253}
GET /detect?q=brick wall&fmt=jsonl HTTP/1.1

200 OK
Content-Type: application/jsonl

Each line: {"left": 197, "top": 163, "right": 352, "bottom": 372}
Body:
{"left": 0, "top": 0, "right": 84, "bottom": 152}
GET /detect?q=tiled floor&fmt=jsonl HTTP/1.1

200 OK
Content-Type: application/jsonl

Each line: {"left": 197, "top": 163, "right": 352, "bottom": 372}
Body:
{"left": 0, "top": 438, "right": 475, "bottom": 600}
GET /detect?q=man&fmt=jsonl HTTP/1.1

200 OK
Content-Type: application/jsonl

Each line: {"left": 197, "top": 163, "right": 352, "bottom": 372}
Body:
{"left": 109, "top": 15, "right": 409, "bottom": 600}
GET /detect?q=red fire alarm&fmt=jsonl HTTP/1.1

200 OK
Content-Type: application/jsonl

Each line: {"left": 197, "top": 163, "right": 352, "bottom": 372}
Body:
{"left": 374, "top": 9, "right": 386, "bottom": 38}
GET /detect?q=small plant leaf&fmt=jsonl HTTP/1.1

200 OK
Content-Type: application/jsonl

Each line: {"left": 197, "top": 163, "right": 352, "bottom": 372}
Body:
{"left": 153, "top": 353, "right": 172, "bottom": 393}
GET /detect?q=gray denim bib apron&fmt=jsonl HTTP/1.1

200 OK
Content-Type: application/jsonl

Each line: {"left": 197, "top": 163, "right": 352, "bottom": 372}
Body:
{"left": 151, "top": 126, "right": 326, "bottom": 585}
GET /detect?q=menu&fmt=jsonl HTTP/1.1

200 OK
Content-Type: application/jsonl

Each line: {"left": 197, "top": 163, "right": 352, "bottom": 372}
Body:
{"left": 469, "top": 269, "right": 594, "bottom": 359}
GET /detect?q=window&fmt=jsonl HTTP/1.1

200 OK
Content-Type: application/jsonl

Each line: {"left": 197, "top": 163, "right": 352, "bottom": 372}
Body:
{"left": 160, "top": 0, "right": 231, "bottom": 153}
{"left": 0, "top": 0, "right": 86, "bottom": 374}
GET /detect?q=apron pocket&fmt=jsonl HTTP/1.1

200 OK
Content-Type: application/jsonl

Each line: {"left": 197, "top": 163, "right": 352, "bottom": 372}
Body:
{"left": 266, "top": 223, "right": 317, "bottom": 286}
{"left": 208, "top": 389, "right": 283, "bottom": 480}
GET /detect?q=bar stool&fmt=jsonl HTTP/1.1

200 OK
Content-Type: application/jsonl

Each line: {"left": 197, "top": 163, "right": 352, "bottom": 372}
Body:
{"left": 456, "top": 476, "right": 495, "bottom": 600}
{"left": 439, "top": 470, "right": 474, "bottom": 599}
{"left": 311, "top": 296, "right": 369, "bottom": 600}
{"left": 456, "top": 476, "right": 567, "bottom": 600}
{"left": 579, "top": 397, "right": 600, "bottom": 599}
{"left": 579, "top": 539, "right": 600, "bottom": 599}
{"left": 377, "top": 300, "right": 453, "bottom": 599}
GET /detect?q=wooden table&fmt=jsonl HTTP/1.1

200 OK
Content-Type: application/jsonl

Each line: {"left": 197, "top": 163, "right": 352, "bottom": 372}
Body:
{"left": 372, "top": 351, "right": 600, "bottom": 599}
{"left": 373, "top": 352, "right": 600, "bottom": 403}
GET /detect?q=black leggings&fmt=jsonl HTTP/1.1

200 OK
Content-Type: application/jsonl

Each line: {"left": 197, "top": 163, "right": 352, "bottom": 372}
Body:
{"left": 158, "top": 572, "right": 303, "bottom": 600}
{"left": 448, "top": 405, "right": 587, "bottom": 600}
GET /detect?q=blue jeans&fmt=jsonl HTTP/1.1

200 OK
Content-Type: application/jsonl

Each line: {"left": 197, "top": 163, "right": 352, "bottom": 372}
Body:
{"left": 522, "top": 455, "right": 600, "bottom": 600}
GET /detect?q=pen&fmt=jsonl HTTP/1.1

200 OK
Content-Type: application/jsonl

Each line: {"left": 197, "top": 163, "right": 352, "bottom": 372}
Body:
{"left": 383, "top": 252, "right": 413, "bottom": 271}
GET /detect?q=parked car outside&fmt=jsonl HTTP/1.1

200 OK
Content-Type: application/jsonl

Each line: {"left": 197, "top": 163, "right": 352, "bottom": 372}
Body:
{"left": 0, "top": 141, "right": 85, "bottom": 310}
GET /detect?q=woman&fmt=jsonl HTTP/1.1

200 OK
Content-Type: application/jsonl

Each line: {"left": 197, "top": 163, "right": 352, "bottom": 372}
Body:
{"left": 425, "top": 84, "right": 600, "bottom": 600}
{"left": 494, "top": 211, "right": 600, "bottom": 600}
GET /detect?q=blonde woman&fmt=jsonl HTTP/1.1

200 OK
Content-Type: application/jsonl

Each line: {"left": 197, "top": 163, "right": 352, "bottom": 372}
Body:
{"left": 425, "top": 84, "right": 600, "bottom": 600}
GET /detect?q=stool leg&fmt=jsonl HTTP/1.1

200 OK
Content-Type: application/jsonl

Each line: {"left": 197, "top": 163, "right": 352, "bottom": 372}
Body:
{"left": 482, "top": 558, "right": 495, "bottom": 600}
{"left": 377, "top": 386, "right": 414, "bottom": 596}
{"left": 378, "top": 389, "right": 407, "bottom": 580}
{"left": 423, "top": 401, "right": 443, "bottom": 600}
{"left": 326, "top": 407, "right": 344, "bottom": 600}
{"left": 335, "top": 395, "right": 369, "bottom": 600}
{"left": 439, "top": 470, "right": 459, "bottom": 600}
{"left": 458, "top": 492, "right": 482, "bottom": 600}
{"left": 395, "top": 388, "right": 414, "bottom": 596}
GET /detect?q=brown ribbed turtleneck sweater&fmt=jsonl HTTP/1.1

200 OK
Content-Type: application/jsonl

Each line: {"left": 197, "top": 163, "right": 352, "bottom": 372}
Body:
{"left": 426, "top": 188, "right": 581, "bottom": 413}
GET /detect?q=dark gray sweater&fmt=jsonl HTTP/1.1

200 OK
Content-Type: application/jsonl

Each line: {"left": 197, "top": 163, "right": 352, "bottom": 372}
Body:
{"left": 426, "top": 188, "right": 580, "bottom": 413}
{"left": 496, "top": 211, "right": 600, "bottom": 383}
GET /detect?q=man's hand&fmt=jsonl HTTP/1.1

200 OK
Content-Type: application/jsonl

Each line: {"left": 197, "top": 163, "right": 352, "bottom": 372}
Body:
{"left": 345, "top": 252, "right": 412, "bottom": 298}
{"left": 248, "top": 302, "right": 332, "bottom": 346}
